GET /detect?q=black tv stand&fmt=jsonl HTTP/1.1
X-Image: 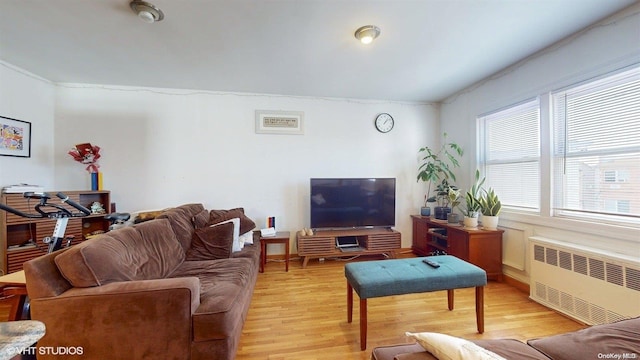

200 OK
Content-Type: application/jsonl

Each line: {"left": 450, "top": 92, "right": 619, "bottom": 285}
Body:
{"left": 296, "top": 228, "right": 401, "bottom": 268}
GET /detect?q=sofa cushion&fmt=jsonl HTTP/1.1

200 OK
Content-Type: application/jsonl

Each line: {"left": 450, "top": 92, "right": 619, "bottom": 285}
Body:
{"left": 209, "top": 208, "right": 256, "bottom": 235}
{"left": 405, "top": 332, "right": 506, "bottom": 360}
{"left": 55, "top": 219, "right": 185, "bottom": 287}
{"left": 187, "top": 221, "right": 235, "bottom": 260}
{"left": 527, "top": 317, "right": 640, "bottom": 360}
{"left": 472, "top": 339, "right": 549, "bottom": 360}
{"left": 230, "top": 241, "right": 260, "bottom": 261}
{"left": 176, "top": 203, "right": 205, "bottom": 216}
{"left": 371, "top": 343, "right": 437, "bottom": 360}
{"left": 171, "top": 257, "right": 257, "bottom": 342}
{"left": 192, "top": 209, "right": 210, "bottom": 229}
{"left": 371, "top": 339, "right": 550, "bottom": 360}
{"left": 157, "top": 208, "right": 197, "bottom": 252}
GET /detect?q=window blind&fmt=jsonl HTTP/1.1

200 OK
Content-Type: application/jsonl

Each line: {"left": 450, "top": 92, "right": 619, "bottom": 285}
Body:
{"left": 480, "top": 99, "right": 540, "bottom": 210}
{"left": 552, "top": 66, "right": 640, "bottom": 223}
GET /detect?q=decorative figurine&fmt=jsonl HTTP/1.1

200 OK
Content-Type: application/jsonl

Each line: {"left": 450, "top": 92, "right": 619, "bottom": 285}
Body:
{"left": 90, "top": 202, "right": 106, "bottom": 214}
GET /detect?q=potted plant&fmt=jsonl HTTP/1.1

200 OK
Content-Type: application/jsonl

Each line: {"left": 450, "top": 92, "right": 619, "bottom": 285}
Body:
{"left": 433, "top": 179, "right": 457, "bottom": 220}
{"left": 459, "top": 169, "right": 485, "bottom": 228}
{"left": 416, "top": 133, "right": 463, "bottom": 219}
{"left": 447, "top": 186, "right": 461, "bottom": 223}
{"left": 479, "top": 187, "right": 502, "bottom": 230}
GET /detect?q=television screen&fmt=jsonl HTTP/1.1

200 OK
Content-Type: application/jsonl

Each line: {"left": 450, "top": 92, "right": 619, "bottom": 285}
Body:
{"left": 310, "top": 178, "right": 396, "bottom": 229}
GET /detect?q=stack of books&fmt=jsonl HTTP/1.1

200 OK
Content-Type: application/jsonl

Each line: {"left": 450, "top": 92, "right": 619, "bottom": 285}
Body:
{"left": 2, "top": 184, "right": 44, "bottom": 194}
{"left": 266, "top": 216, "right": 275, "bottom": 228}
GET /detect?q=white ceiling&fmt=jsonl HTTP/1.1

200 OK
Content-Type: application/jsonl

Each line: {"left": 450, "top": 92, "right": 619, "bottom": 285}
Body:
{"left": 0, "top": 0, "right": 636, "bottom": 102}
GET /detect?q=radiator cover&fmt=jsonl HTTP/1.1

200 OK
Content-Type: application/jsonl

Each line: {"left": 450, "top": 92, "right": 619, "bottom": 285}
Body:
{"left": 529, "top": 236, "right": 640, "bottom": 325}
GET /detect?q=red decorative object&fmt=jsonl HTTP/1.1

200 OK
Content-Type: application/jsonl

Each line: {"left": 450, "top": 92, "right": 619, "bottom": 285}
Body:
{"left": 68, "top": 143, "right": 101, "bottom": 173}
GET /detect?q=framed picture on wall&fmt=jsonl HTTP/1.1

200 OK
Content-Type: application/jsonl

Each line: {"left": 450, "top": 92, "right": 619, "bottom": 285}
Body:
{"left": 0, "top": 116, "right": 31, "bottom": 158}
{"left": 255, "top": 110, "right": 304, "bottom": 135}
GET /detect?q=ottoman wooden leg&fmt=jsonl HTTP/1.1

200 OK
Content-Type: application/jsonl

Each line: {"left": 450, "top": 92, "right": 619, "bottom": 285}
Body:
{"left": 347, "top": 283, "right": 353, "bottom": 323}
{"left": 360, "top": 298, "right": 367, "bottom": 350}
{"left": 447, "top": 289, "right": 454, "bottom": 310}
{"left": 476, "top": 286, "right": 484, "bottom": 333}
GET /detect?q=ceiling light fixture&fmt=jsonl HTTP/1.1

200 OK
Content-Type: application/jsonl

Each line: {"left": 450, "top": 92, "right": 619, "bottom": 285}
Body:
{"left": 354, "top": 25, "right": 380, "bottom": 45}
{"left": 130, "top": 0, "right": 164, "bottom": 23}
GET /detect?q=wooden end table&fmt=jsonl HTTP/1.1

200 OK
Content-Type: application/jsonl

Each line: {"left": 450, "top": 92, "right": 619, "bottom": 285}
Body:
{"left": 0, "top": 270, "right": 29, "bottom": 321}
{"left": 259, "top": 231, "right": 290, "bottom": 273}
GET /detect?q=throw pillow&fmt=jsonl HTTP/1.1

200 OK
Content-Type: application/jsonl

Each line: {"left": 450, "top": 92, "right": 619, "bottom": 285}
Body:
{"left": 210, "top": 217, "right": 242, "bottom": 252}
{"left": 227, "top": 218, "right": 243, "bottom": 252}
{"left": 239, "top": 230, "right": 255, "bottom": 245}
{"left": 405, "top": 332, "right": 507, "bottom": 360}
{"left": 209, "top": 208, "right": 256, "bottom": 235}
{"left": 191, "top": 209, "right": 210, "bottom": 229}
{"left": 186, "top": 221, "right": 235, "bottom": 260}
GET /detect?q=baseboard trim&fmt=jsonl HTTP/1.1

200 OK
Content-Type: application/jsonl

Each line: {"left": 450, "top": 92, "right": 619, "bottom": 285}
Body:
{"left": 283, "top": 250, "right": 532, "bottom": 296}
{"left": 503, "top": 274, "right": 529, "bottom": 294}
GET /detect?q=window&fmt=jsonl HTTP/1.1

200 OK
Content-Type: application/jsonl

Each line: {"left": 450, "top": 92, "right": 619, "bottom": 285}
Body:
{"left": 479, "top": 99, "right": 540, "bottom": 211}
{"left": 603, "top": 170, "right": 629, "bottom": 183}
{"left": 552, "top": 66, "right": 640, "bottom": 223}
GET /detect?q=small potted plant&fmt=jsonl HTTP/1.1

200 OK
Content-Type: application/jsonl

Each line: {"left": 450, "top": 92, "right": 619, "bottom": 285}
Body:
{"left": 433, "top": 179, "right": 456, "bottom": 220}
{"left": 459, "top": 169, "right": 485, "bottom": 228}
{"left": 447, "top": 187, "right": 461, "bottom": 223}
{"left": 479, "top": 187, "right": 502, "bottom": 230}
{"left": 416, "top": 133, "right": 463, "bottom": 219}
{"left": 421, "top": 195, "right": 434, "bottom": 216}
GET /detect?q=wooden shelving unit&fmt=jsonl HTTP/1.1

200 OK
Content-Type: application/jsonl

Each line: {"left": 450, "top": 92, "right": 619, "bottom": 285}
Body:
{"left": 296, "top": 228, "right": 401, "bottom": 268}
{"left": 0, "top": 190, "right": 111, "bottom": 274}
{"left": 411, "top": 215, "right": 504, "bottom": 281}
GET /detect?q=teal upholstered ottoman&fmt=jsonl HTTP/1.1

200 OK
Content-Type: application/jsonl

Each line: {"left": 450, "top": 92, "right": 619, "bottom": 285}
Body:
{"left": 345, "top": 255, "right": 487, "bottom": 350}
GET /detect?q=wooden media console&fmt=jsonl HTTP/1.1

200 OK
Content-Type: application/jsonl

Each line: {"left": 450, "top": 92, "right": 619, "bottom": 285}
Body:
{"left": 296, "top": 228, "right": 401, "bottom": 268}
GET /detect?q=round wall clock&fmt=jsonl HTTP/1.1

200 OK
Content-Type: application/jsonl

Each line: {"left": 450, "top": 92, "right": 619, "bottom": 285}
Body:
{"left": 375, "top": 113, "right": 394, "bottom": 133}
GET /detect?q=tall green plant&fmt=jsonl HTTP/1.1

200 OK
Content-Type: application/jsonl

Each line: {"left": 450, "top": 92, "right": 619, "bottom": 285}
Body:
{"left": 417, "top": 133, "right": 463, "bottom": 205}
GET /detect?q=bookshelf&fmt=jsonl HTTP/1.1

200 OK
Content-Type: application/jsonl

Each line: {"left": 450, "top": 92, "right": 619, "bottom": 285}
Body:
{"left": 0, "top": 190, "right": 111, "bottom": 274}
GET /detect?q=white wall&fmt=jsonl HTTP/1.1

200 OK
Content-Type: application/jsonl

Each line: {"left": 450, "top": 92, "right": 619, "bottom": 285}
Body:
{"left": 440, "top": 4, "right": 640, "bottom": 283}
{"left": 0, "top": 62, "right": 56, "bottom": 188}
{"left": 53, "top": 84, "right": 438, "bottom": 253}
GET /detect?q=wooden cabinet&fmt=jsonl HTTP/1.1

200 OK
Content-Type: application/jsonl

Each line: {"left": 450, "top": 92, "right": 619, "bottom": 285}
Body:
{"left": 411, "top": 215, "right": 503, "bottom": 281}
{"left": 297, "top": 228, "right": 401, "bottom": 268}
{"left": 0, "top": 190, "right": 111, "bottom": 274}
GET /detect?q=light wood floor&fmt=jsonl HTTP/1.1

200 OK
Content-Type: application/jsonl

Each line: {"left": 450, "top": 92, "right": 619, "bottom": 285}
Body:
{"left": 0, "top": 255, "right": 586, "bottom": 359}
{"left": 237, "top": 255, "right": 585, "bottom": 360}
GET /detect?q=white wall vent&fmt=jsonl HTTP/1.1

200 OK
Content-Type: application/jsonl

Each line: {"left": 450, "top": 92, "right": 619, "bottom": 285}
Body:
{"left": 529, "top": 236, "right": 640, "bottom": 325}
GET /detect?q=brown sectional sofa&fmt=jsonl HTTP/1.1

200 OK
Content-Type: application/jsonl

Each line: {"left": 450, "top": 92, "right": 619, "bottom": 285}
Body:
{"left": 371, "top": 316, "right": 640, "bottom": 360}
{"left": 24, "top": 203, "right": 260, "bottom": 360}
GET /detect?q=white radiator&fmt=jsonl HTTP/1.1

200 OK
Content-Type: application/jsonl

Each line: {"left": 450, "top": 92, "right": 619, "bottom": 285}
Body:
{"left": 529, "top": 236, "right": 640, "bottom": 325}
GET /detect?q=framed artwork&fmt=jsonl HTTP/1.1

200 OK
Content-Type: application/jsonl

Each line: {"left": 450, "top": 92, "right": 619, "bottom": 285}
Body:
{"left": 255, "top": 110, "right": 304, "bottom": 135}
{"left": 0, "top": 116, "right": 31, "bottom": 158}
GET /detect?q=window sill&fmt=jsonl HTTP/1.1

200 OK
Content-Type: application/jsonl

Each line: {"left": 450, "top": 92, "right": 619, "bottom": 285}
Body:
{"left": 498, "top": 210, "right": 640, "bottom": 243}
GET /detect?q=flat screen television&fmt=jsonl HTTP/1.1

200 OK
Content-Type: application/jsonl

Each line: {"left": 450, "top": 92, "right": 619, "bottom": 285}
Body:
{"left": 310, "top": 178, "right": 396, "bottom": 230}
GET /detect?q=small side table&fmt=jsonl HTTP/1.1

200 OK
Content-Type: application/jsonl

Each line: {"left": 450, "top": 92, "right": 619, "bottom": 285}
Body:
{"left": 0, "top": 270, "right": 29, "bottom": 321}
{"left": 260, "top": 231, "right": 290, "bottom": 273}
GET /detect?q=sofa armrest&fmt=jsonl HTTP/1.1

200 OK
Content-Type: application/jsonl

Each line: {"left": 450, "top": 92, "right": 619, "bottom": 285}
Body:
{"left": 29, "top": 277, "right": 200, "bottom": 360}
{"left": 57, "top": 277, "right": 201, "bottom": 314}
